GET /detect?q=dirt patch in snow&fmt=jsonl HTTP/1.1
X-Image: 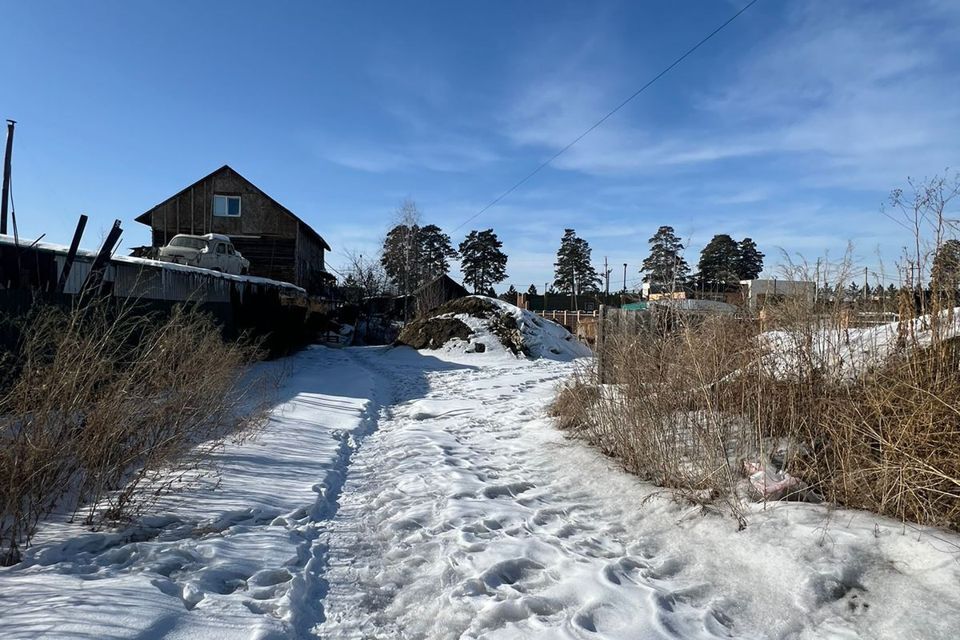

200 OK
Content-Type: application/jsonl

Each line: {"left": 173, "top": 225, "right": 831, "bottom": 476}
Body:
{"left": 488, "top": 312, "right": 528, "bottom": 356}
{"left": 435, "top": 297, "right": 498, "bottom": 317}
{"left": 396, "top": 296, "right": 591, "bottom": 360}
{"left": 396, "top": 317, "right": 472, "bottom": 350}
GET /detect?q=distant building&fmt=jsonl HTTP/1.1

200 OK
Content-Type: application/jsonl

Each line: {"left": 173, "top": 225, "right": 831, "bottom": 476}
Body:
{"left": 647, "top": 290, "right": 687, "bottom": 302}
{"left": 648, "top": 298, "right": 737, "bottom": 314}
{"left": 739, "top": 278, "right": 815, "bottom": 311}
{"left": 411, "top": 274, "right": 470, "bottom": 317}
{"left": 134, "top": 165, "right": 331, "bottom": 294}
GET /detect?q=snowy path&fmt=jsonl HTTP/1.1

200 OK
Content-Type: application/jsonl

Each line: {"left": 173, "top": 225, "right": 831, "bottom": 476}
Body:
{"left": 313, "top": 349, "right": 960, "bottom": 640}
{"left": 2, "top": 345, "right": 959, "bottom": 639}
{"left": 0, "top": 347, "right": 382, "bottom": 640}
{"left": 316, "top": 348, "right": 724, "bottom": 639}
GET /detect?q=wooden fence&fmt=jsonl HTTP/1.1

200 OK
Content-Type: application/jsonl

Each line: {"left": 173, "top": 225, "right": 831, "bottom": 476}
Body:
{"left": 536, "top": 309, "right": 598, "bottom": 334}
{"left": 594, "top": 306, "right": 655, "bottom": 384}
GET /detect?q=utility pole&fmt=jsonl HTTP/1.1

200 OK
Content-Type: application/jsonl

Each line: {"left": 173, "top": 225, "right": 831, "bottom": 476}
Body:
{"left": 604, "top": 256, "right": 610, "bottom": 299}
{"left": 544, "top": 282, "right": 549, "bottom": 312}
{"left": 1, "top": 120, "right": 15, "bottom": 236}
{"left": 864, "top": 266, "right": 868, "bottom": 306}
{"left": 622, "top": 263, "right": 627, "bottom": 293}
{"left": 815, "top": 257, "right": 822, "bottom": 306}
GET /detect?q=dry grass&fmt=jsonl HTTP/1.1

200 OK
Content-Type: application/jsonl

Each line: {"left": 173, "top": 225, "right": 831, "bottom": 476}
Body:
{"left": 554, "top": 284, "right": 960, "bottom": 530}
{"left": 790, "top": 338, "right": 960, "bottom": 529}
{"left": 548, "top": 365, "right": 599, "bottom": 433}
{"left": 0, "top": 301, "right": 270, "bottom": 565}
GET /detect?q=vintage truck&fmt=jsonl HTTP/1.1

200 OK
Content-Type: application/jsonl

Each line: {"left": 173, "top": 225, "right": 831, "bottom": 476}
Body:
{"left": 156, "top": 233, "right": 250, "bottom": 275}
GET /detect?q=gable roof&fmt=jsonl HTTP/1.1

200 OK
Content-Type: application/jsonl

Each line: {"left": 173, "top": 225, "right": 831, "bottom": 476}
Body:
{"left": 412, "top": 273, "right": 470, "bottom": 298}
{"left": 134, "top": 164, "right": 330, "bottom": 251}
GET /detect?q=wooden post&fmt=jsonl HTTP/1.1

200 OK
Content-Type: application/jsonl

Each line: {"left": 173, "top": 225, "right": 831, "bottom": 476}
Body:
{"left": 81, "top": 220, "right": 122, "bottom": 297}
{"left": 1, "top": 120, "right": 15, "bottom": 236}
{"left": 57, "top": 214, "right": 88, "bottom": 293}
{"left": 597, "top": 304, "right": 606, "bottom": 384}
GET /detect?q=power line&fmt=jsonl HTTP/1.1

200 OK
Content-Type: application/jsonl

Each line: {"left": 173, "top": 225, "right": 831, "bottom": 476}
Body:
{"left": 326, "top": 262, "right": 347, "bottom": 280}
{"left": 452, "top": 0, "right": 762, "bottom": 232}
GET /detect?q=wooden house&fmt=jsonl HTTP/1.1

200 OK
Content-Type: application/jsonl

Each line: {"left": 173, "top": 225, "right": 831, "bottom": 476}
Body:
{"left": 134, "top": 165, "right": 331, "bottom": 294}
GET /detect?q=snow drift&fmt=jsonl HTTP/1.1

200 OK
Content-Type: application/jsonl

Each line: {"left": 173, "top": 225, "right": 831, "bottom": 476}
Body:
{"left": 760, "top": 307, "right": 960, "bottom": 380}
{"left": 396, "top": 296, "right": 592, "bottom": 360}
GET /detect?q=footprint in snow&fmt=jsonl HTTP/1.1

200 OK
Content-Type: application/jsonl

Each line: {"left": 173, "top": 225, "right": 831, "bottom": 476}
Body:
{"left": 478, "top": 557, "right": 546, "bottom": 590}
{"left": 482, "top": 482, "right": 536, "bottom": 499}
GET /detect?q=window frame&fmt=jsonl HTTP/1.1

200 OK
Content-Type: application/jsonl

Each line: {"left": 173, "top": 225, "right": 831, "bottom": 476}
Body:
{"left": 213, "top": 194, "right": 242, "bottom": 217}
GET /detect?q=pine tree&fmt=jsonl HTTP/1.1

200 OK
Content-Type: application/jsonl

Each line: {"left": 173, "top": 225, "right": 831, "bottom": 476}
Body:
{"left": 527, "top": 284, "right": 538, "bottom": 296}
{"left": 846, "top": 280, "right": 862, "bottom": 301}
{"left": 641, "top": 226, "right": 689, "bottom": 293}
{"left": 932, "top": 239, "right": 960, "bottom": 291}
{"left": 500, "top": 284, "right": 519, "bottom": 303}
{"left": 696, "top": 234, "right": 741, "bottom": 291}
{"left": 419, "top": 224, "right": 458, "bottom": 281}
{"left": 737, "top": 237, "right": 764, "bottom": 280}
{"left": 459, "top": 229, "right": 508, "bottom": 294}
{"left": 553, "top": 229, "right": 601, "bottom": 294}
{"left": 381, "top": 217, "right": 458, "bottom": 294}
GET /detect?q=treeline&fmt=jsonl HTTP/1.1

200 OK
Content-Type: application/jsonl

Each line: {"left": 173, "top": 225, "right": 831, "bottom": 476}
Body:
{"left": 342, "top": 199, "right": 772, "bottom": 300}
{"left": 365, "top": 200, "right": 508, "bottom": 297}
{"left": 641, "top": 226, "right": 763, "bottom": 294}
{"left": 345, "top": 195, "right": 960, "bottom": 306}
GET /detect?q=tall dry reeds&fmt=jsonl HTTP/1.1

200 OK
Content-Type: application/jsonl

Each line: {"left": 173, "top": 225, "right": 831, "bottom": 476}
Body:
{"left": 557, "top": 289, "right": 960, "bottom": 529}
{"left": 0, "top": 300, "right": 268, "bottom": 565}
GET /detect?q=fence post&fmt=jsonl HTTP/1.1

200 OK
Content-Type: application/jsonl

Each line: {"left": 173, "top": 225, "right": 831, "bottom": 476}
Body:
{"left": 597, "top": 305, "right": 606, "bottom": 384}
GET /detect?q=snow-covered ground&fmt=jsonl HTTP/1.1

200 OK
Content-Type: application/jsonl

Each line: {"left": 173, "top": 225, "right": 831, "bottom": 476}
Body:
{"left": 2, "top": 342, "right": 959, "bottom": 639}
{"left": 761, "top": 308, "right": 960, "bottom": 379}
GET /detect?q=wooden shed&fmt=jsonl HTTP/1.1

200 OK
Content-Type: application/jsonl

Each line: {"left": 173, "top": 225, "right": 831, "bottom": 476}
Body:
{"left": 134, "top": 165, "right": 331, "bottom": 294}
{"left": 412, "top": 274, "right": 470, "bottom": 317}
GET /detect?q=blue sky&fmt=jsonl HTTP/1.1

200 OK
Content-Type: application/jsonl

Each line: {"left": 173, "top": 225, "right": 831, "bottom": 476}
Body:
{"left": 2, "top": 0, "right": 958, "bottom": 291}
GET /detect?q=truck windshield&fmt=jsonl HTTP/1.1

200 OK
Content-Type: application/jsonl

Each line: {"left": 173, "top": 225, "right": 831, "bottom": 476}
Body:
{"left": 169, "top": 237, "right": 207, "bottom": 250}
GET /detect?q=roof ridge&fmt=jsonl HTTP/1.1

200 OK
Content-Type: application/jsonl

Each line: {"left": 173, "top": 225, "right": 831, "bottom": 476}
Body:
{"left": 134, "top": 165, "right": 330, "bottom": 251}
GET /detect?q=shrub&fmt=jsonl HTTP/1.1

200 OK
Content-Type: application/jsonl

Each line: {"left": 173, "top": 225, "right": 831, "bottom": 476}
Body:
{"left": 0, "top": 301, "right": 268, "bottom": 565}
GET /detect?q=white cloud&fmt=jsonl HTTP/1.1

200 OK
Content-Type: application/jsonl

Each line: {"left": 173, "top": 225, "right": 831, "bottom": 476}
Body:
{"left": 710, "top": 2, "right": 960, "bottom": 188}
{"left": 320, "top": 136, "right": 500, "bottom": 173}
{"left": 503, "top": 1, "right": 960, "bottom": 187}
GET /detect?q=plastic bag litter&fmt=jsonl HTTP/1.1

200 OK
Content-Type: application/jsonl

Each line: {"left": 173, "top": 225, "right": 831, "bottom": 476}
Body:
{"left": 742, "top": 460, "right": 804, "bottom": 501}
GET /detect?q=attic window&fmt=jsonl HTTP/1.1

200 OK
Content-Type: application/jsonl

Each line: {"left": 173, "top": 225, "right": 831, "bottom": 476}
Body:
{"left": 213, "top": 194, "right": 241, "bottom": 217}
